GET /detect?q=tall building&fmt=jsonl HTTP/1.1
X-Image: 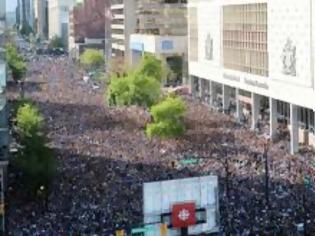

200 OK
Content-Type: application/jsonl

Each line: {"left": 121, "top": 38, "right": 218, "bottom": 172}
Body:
{"left": 129, "top": 0, "right": 187, "bottom": 83}
{"left": 68, "top": 0, "right": 109, "bottom": 58}
{"left": 110, "top": 0, "right": 137, "bottom": 62}
{"left": 16, "top": 0, "right": 35, "bottom": 32}
{"left": 34, "top": 0, "right": 48, "bottom": 39}
{"left": 188, "top": 0, "right": 315, "bottom": 154}
{"left": 0, "top": 0, "right": 5, "bottom": 32}
{"left": 0, "top": 2, "right": 10, "bottom": 233}
{"left": 48, "top": 0, "right": 75, "bottom": 48}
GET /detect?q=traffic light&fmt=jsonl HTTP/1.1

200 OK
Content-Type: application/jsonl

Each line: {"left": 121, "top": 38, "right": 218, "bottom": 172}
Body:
{"left": 160, "top": 223, "right": 168, "bottom": 236}
{"left": 115, "top": 230, "right": 125, "bottom": 236}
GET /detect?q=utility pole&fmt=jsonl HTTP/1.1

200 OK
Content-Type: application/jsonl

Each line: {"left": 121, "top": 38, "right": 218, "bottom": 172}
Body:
{"left": 264, "top": 142, "right": 269, "bottom": 206}
{"left": 181, "top": 227, "right": 188, "bottom": 236}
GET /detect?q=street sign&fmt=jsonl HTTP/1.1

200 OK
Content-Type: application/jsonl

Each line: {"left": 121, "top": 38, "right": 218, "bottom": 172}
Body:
{"left": 116, "top": 230, "right": 125, "bottom": 236}
{"left": 180, "top": 159, "right": 199, "bottom": 165}
{"left": 131, "top": 225, "right": 158, "bottom": 235}
{"left": 172, "top": 202, "right": 196, "bottom": 228}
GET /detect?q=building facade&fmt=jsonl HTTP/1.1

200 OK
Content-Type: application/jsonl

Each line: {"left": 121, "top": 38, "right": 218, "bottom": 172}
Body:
{"left": 130, "top": 0, "right": 188, "bottom": 84}
{"left": 188, "top": 0, "right": 315, "bottom": 154}
{"left": 34, "top": 0, "right": 48, "bottom": 39}
{"left": 0, "top": 0, "right": 5, "bottom": 31}
{"left": 48, "top": 0, "right": 75, "bottom": 48}
{"left": 110, "top": 0, "right": 137, "bottom": 62}
{"left": 69, "top": 0, "right": 109, "bottom": 58}
{"left": 0, "top": 6, "right": 9, "bottom": 234}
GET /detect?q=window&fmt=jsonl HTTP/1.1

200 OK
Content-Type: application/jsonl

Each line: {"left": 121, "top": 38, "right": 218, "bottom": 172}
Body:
{"left": 223, "top": 3, "right": 268, "bottom": 76}
{"left": 189, "top": 7, "right": 198, "bottom": 61}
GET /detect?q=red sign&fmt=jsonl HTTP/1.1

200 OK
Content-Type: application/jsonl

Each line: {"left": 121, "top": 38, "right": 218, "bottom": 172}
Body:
{"left": 172, "top": 202, "right": 196, "bottom": 228}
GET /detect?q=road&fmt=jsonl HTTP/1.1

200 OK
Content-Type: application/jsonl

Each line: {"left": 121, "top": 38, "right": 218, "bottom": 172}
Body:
{"left": 5, "top": 52, "right": 315, "bottom": 235}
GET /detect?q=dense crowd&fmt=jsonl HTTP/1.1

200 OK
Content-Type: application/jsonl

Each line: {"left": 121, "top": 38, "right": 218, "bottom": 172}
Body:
{"left": 5, "top": 54, "right": 315, "bottom": 235}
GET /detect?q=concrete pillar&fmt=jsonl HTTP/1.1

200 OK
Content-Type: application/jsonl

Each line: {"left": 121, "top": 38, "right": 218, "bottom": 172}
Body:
{"left": 200, "top": 79, "right": 206, "bottom": 102}
{"left": 290, "top": 104, "right": 299, "bottom": 154}
{"left": 209, "top": 80, "right": 215, "bottom": 107}
{"left": 251, "top": 93, "right": 261, "bottom": 130}
{"left": 198, "top": 77, "right": 202, "bottom": 98}
{"left": 269, "top": 97, "right": 278, "bottom": 140}
{"left": 190, "top": 76, "right": 195, "bottom": 97}
{"left": 223, "top": 85, "right": 231, "bottom": 113}
{"left": 235, "top": 88, "right": 242, "bottom": 122}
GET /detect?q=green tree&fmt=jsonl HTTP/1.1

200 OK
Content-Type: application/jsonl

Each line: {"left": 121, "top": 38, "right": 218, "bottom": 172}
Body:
{"left": 146, "top": 96, "right": 186, "bottom": 139}
{"left": 136, "top": 54, "right": 164, "bottom": 81}
{"left": 4, "top": 43, "right": 27, "bottom": 83}
{"left": 49, "top": 35, "right": 64, "bottom": 49}
{"left": 106, "top": 72, "right": 161, "bottom": 108}
{"left": 15, "top": 103, "right": 56, "bottom": 194}
{"left": 16, "top": 103, "right": 44, "bottom": 138}
{"left": 80, "top": 48, "right": 104, "bottom": 72}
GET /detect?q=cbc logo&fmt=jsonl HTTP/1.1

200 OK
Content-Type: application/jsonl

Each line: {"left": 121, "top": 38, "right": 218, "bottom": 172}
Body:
{"left": 178, "top": 208, "right": 190, "bottom": 221}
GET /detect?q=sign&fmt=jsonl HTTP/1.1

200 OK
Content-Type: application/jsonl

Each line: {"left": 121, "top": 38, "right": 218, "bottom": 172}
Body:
{"left": 161, "top": 40, "right": 173, "bottom": 50}
{"left": 172, "top": 202, "right": 196, "bottom": 228}
{"left": 115, "top": 230, "right": 125, "bottom": 236}
{"left": 160, "top": 224, "right": 168, "bottom": 236}
{"left": 131, "top": 224, "right": 157, "bottom": 234}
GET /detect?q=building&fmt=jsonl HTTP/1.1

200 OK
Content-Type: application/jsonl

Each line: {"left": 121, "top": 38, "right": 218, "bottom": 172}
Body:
{"left": 130, "top": 0, "right": 187, "bottom": 84}
{"left": 0, "top": 0, "right": 5, "bottom": 31}
{"left": 16, "top": 0, "right": 35, "bottom": 32}
{"left": 48, "top": 0, "right": 75, "bottom": 48}
{"left": 34, "top": 0, "right": 48, "bottom": 39}
{"left": 188, "top": 0, "right": 315, "bottom": 154}
{"left": 110, "top": 0, "right": 137, "bottom": 62}
{"left": 0, "top": 4, "right": 10, "bottom": 233}
{"left": 6, "top": 12, "right": 17, "bottom": 28}
{"left": 68, "top": 0, "right": 109, "bottom": 59}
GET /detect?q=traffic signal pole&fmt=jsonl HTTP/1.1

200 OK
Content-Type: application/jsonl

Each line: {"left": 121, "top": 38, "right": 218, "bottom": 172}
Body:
{"left": 181, "top": 227, "right": 188, "bottom": 236}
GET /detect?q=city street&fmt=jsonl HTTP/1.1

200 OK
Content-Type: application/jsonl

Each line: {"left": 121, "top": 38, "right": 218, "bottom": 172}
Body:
{"left": 5, "top": 54, "right": 315, "bottom": 235}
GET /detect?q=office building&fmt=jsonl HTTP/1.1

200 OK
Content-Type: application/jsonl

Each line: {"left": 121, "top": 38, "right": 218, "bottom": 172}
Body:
{"left": 34, "top": 0, "right": 48, "bottom": 39}
{"left": 130, "top": 0, "right": 187, "bottom": 83}
{"left": 69, "top": 0, "right": 109, "bottom": 58}
{"left": 110, "top": 0, "right": 137, "bottom": 62}
{"left": 48, "top": 0, "right": 75, "bottom": 48}
{"left": 188, "top": 0, "right": 315, "bottom": 154}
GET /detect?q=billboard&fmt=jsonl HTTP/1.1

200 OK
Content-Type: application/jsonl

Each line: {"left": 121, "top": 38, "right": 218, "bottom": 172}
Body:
{"left": 143, "top": 176, "right": 220, "bottom": 236}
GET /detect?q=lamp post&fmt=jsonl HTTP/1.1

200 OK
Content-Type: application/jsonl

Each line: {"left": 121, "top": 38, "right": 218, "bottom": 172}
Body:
{"left": 263, "top": 139, "right": 270, "bottom": 207}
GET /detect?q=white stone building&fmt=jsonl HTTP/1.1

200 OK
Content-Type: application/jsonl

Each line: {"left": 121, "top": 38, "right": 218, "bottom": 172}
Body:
{"left": 110, "top": 0, "right": 137, "bottom": 62}
{"left": 48, "top": 0, "right": 75, "bottom": 47}
{"left": 188, "top": 0, "right": 315, "bottom": 154}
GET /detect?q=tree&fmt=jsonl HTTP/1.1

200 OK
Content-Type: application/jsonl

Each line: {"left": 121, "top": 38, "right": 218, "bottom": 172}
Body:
{"left": 14, "top": 103, "right": 56, "bottom": 194}
{"left": 146, "top": 96, "right": 186, "bottom": 139}
{"left": 49, "top": 35, "right": 64, "bottom": 49}
{"left": 5, "top": 43, "right": 27, "bottom": 83}
{"left": 136, "top": 54, "right": 165, "bottom": 81}
{"left": 80, "top": 48, "right": 104, "bottom": 72}
{"left": 106, "top": 72, "right": 161, "bottom": 108}
{"left": 16, "top": 103, "right": 44, "bottom": 138}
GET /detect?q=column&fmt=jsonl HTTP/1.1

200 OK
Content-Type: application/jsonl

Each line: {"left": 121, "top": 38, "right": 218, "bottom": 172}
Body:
{"left": 235, "top": 88, "right": 242, "bottom": 122}
{"left": 190, "top": 76, "right": 195, "bottom": 97}
{"left": 222, "top": 85, "right": 231, "bottom": 114}
{"left": 209, "top": 80, "right": 215, "bottom": 107}
{"left": 290, "top": 104, "right": 299, "bottom": 154}
{"left": 200, "top": 79, "right": 206, "bottom": 102}
{"left": 198, "top": 77, "right": 202, "bottom": 98}
{"left": 251, "top": 93, "right": 261, "bottom": 130}
{"left": 269, "top": 97, "right": 278, "bottom": 140}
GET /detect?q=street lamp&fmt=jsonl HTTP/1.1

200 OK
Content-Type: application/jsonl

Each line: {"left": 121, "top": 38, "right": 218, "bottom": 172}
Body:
{"left": 222, "top": 142, "right": 230, "bottom": 200}
{"left": 263, "top": 138, "right": 270, "bottom": 207}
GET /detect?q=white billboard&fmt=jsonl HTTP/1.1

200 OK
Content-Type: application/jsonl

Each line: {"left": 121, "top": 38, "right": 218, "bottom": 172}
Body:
{"left": 143, "top": 176, "right": 220, "bottom": 236}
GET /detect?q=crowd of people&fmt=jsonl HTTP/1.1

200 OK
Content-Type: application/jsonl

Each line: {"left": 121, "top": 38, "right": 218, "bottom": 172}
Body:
{"left": 5, "top": 54, "right": 315, "bottom": 235}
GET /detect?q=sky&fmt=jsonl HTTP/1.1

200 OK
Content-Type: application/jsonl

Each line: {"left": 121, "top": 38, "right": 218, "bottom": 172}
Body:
{"left": 6, "top": 0, "right": 17, "bottom": 12}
